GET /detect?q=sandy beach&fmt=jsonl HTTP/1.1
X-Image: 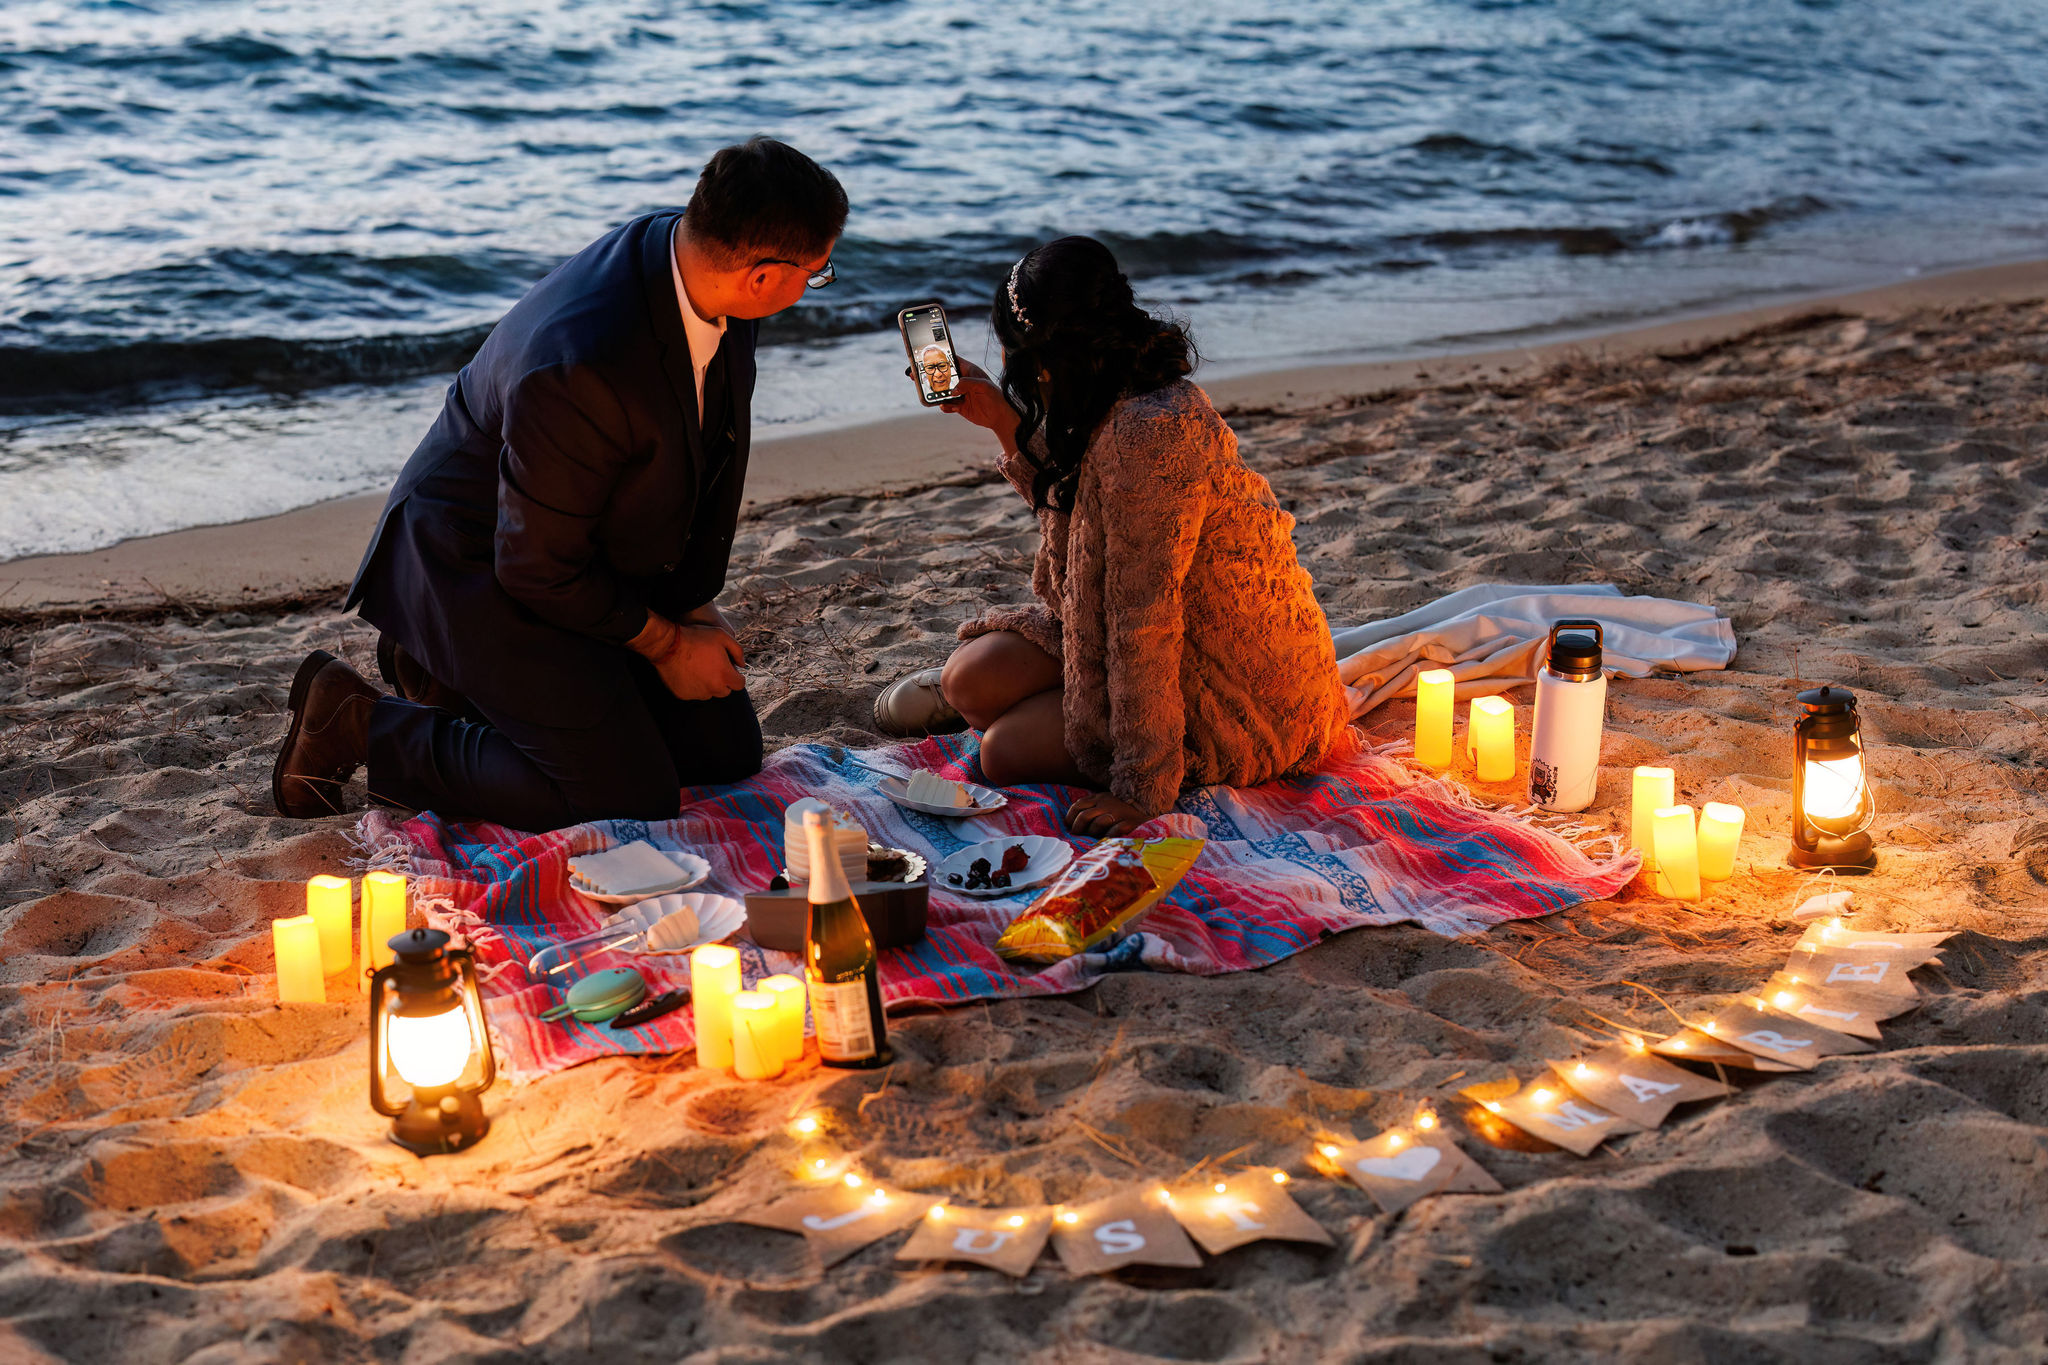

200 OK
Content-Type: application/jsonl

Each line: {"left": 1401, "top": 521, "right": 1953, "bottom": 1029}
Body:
{"left": 2, "top": 268, "right": 2046, "bottom": 1361}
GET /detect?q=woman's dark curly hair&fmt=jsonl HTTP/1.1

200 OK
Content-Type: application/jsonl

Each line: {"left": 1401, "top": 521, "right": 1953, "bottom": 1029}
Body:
{"left": 991, "top": 236, "right": 1197, "bottom": 512}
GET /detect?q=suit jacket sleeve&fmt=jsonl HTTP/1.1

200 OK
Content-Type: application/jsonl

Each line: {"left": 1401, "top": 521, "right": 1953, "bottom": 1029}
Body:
{"left": 494, "top": 363, "right": 650, "bottom": 644}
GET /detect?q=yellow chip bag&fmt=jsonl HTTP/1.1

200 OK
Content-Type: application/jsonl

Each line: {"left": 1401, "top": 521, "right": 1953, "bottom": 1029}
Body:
{"left": 994, "top": 836, "right": 1203, "bottom": 964}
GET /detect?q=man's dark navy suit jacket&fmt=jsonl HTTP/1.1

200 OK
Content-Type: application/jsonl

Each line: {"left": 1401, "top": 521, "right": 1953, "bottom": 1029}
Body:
{"left": 347, "top": 211, "right": 755, "bottom": 725}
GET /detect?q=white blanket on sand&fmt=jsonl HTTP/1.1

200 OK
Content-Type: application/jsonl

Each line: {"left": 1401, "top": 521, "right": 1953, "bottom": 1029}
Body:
{"left": 1331, "top": 583, "right": 1737, "bottom": 718}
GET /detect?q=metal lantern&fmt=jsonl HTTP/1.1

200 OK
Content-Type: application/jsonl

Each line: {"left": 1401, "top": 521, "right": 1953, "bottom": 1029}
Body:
{"left": 369, "top": 928, "right": 496, "bottom": 1155}
{"left": 1789, "top": 685, "right": 1877, "bottom": 874}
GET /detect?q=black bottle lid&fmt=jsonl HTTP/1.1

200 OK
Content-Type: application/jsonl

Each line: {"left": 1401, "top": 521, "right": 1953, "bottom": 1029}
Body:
{"left": 1545, "top": 619, "right": 1604, "bottom": 679}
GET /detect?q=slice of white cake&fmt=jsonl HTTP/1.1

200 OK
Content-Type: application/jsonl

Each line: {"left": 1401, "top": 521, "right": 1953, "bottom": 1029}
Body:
{"left": 906, "top": 771, "right": 971, "bottom": 807}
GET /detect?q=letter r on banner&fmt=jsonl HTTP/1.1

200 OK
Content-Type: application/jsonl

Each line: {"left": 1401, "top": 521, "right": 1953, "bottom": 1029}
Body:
{"left": 1740, "top": 1030, "right": 1811, "bottom": 1053}
{"left": 1094, "top": 1220, "right": 1147, "bottom": 1255}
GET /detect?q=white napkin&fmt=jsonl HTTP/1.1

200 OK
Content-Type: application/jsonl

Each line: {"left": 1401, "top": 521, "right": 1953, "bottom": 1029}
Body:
{"left": 568, "top": 841, "right": 687, "bottom": 898}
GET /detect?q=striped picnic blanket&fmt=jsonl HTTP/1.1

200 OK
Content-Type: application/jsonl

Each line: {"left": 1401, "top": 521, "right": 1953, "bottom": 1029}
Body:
{"left": 356, "top": 731, "right": 1637, "bottom": 1082}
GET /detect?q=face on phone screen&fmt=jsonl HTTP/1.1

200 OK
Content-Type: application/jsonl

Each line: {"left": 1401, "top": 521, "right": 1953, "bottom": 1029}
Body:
{"left": 902, "top": 305, "right": 959, "bottom": 403}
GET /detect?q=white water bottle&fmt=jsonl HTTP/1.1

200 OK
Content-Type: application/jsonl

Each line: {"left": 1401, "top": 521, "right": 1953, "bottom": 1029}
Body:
{"left": 1526, "top": 620, "right": 1607, "bottom": 812}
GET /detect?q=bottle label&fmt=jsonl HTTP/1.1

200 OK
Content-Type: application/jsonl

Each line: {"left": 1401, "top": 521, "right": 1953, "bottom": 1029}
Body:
{"left": 811, "top": 978, "right": 876, "bottom": 1061}
{"left": 1529, "top": 758, "right": 1560, "bottom": 808}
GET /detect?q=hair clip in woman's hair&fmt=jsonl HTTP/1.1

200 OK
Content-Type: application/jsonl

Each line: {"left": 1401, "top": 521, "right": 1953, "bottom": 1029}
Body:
{"left": 1006, "top": 256, "right": 1034, "bottom": 332}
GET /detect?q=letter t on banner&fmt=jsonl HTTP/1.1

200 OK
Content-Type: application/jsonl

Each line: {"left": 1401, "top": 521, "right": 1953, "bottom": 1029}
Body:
{"left": 1165, "top": 1171, "right": 1333, "bottom": 1256}
{"left": 1050, "top": 1188, "right": 1202, "bottom": 1275}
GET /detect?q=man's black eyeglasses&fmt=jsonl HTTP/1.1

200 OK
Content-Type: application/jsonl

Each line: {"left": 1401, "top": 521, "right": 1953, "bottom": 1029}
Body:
{"left": 754, "top": 257, "right": 835, "bottom": 289}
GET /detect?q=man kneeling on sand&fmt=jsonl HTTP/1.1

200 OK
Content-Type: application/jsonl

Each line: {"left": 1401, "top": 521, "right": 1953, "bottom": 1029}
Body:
{"left": 272, "top": 138, "right": 845, "bottom": 830}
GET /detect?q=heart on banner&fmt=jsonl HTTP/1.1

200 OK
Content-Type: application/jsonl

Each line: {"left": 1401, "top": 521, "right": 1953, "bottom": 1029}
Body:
{"left": 1352, "top": 1145, "right": 1442, "bottom": 1182}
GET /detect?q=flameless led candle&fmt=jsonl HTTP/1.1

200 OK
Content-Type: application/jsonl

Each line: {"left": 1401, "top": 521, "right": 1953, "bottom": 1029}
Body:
{"left": 1652, "top": 804, "right": 1702, "bottom": 901}
{"left": 272, "top": 914, "right": 325, "bottom": 1004}
{"left": 691, "top": 943, "right": 741, "bottom": 1070}
{"left": 1631, "top": 767, "right": 1675, "bottom": 871}
{"left": 760, "top": 973, "right": 807, "bottom": 1065}
{"left": 306, "top": 875, "right": 352, "bottom": 979}
{"left": 1697, "top": 802, "right": 1745, "bottom": 882}
{"left": 1415, "top": 669, "right": 1456, "bottom": 770}
{"left": 731, "top": 991, "right": 783, "bottom": 1081}
{"left": 1468, "top": 696, "right": 1515, "bottom": 782}
{"left": 360, "top": 870, "right": 408, "bottom": 992}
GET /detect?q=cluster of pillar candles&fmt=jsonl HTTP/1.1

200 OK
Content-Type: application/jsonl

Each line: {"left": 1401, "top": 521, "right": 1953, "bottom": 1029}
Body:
{"left": 691, "top": 944, "right": 809, "bottom": 1081}
{"left": 1410, "top": 670, "right": 1747, "bottom": 898}
{"left": 272, "top": 870, "right": 410, "bottom": 1001}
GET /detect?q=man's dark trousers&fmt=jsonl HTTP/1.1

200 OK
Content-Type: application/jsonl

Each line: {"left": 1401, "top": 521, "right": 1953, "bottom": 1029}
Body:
{"left": 346, "top": 211, "right": 763, "bottom": 830}
{"left": 366, "top": 665, "right": 761, "bottom": 834}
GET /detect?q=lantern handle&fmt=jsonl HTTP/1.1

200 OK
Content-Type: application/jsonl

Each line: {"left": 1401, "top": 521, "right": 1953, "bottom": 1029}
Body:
{"left": 451, "top": 949, "right": 497, "bottom": 1092}
{"left": 367, "top": 964, "right": 403, "bottom": 1117}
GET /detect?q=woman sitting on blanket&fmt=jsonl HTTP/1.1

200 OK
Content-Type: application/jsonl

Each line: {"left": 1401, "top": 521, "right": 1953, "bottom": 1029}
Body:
{"left": 874, "top": 236, "right": 1352, "bottom": 837}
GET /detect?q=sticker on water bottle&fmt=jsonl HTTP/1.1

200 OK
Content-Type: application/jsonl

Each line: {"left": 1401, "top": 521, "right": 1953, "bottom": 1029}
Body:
{"left": 1529, "top": 759, "right": 1559, "bottom": 808}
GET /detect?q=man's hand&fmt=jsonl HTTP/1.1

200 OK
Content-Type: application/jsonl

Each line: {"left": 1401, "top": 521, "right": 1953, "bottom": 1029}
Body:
{"left": 937, "top": 356, "right": 1022, "bottom": 451}
{"left": 629, "top": 612, "right": 746, "bottom": 700}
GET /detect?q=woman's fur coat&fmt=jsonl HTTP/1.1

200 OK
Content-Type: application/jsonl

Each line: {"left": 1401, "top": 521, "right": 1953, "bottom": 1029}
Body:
{"left": 962, "top": 380, "right": 1352, "bottom": 816}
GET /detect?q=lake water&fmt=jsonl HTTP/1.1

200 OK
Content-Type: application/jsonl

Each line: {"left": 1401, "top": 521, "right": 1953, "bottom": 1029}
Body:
{"left": 4, "top": 0, "right": 2046, "bottom": 559}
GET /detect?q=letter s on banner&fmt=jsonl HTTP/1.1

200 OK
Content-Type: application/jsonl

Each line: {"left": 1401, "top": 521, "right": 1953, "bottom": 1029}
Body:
{"left": 1094, "top": 1219, "right": 1146, "bottom": 1256}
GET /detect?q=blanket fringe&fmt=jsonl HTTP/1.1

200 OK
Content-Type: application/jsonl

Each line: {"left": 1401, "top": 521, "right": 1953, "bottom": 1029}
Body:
{"left": 1365, "top": 736, "right": 1634, "bottom": 871}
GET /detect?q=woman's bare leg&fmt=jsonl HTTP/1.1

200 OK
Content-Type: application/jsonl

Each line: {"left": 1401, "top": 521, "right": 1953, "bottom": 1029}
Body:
{"left": 940, "top": 631, "right": 1062, "bottom": 731}
{"left": 939, "top": 632, "right": 1089, "bottom": 787}
{"left": 979, "top": 688, "right": 1089, "bottom": 787}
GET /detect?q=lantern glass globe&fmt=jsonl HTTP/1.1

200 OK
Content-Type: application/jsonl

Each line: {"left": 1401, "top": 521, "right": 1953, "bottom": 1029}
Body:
{"left": 1802, "top": 753, "right": 1866, "bottom": 823}
{"left": 389, "top": 1004, "right": 475, "bottom": 1089}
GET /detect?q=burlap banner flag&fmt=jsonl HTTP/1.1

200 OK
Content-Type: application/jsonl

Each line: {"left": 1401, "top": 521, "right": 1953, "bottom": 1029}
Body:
{"left": 1485, "top": 1073, "right": 1639, "bottom": 1157}
{"left": 1545, "top": 1044, "right": 1734, "bottom": 1129}
{"left": 1327, "top": 1130, "right": 1501, "bottom": 1214}
{"left": 1164, "top": 1171, "right": 1333, "bottom": 1255}
{"left": 897, "top": 1204, "right": 1053, "bottom": 1278}
{"left": 1050, "top": 1187, "right": 1203, "bottom": 1275}
{"left": 741, "top": 1183, "right": 927, "bottom": 1267}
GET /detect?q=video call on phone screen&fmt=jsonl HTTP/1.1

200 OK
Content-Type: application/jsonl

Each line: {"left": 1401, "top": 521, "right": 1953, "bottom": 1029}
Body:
{"left": 905, "top": 308, "right": 959, "bottom": 400}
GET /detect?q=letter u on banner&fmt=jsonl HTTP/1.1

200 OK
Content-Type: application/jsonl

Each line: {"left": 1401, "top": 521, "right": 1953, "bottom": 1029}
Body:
{"left": 953, "top": 1229, "right": 1011, "bottom": 1255}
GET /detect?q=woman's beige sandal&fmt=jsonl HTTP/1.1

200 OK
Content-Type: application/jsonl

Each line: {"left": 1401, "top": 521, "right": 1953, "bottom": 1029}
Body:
{"left": 873, "top": 667, "right": 968, "bottom": 738}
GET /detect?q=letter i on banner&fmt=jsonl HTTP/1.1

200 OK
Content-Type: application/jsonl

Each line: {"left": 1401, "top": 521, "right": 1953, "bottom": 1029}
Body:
{"left": 897, "top": 1205, "right": 1052, "bottom": 1277}
{"left": 1050, "top": 1188, "right": 1202, "bottom": 1275}
{"left": 1164, "top": 1172, "right": 1332, "bottom": 1256}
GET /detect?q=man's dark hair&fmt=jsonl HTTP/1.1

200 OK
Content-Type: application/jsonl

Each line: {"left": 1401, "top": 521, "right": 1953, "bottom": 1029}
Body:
{"left": 684, "top": 137, "right": 847, "bottom": 267}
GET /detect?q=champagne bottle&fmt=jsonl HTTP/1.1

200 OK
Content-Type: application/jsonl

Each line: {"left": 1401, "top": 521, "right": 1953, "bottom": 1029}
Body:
{"left": 802, "top": 809, "right": 891, "bottom": 1069}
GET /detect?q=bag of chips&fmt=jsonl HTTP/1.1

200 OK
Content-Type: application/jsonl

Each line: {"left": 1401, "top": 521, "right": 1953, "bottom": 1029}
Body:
{"left": 994, "top": 836, "right": 1203, "bottom": 964}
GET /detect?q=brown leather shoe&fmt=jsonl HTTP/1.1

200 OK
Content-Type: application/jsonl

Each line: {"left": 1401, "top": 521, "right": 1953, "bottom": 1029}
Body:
{"left": 272, "top": 650, "right": 381, "bottom": 818}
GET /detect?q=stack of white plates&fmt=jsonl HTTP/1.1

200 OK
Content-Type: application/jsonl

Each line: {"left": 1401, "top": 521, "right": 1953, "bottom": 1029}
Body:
{"left": 783, "top": 797, "right": 868, "bottom": 885}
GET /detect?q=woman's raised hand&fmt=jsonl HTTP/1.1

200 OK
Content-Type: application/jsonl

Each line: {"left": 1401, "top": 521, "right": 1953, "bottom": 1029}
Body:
{"left": 938, "top": 356, "right": 1021, "bottom": 448}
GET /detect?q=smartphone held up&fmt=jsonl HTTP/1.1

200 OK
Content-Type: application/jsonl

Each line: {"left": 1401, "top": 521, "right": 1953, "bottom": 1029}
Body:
{"left": 898, "top": 301, "right": 961, "bottom": 407}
